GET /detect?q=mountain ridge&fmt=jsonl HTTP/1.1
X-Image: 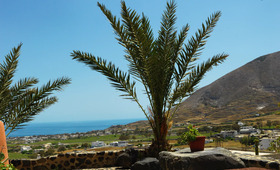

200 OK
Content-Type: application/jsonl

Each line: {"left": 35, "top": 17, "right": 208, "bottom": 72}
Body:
{"left": 173, "top": 51, "right": 280, "bottom": 124}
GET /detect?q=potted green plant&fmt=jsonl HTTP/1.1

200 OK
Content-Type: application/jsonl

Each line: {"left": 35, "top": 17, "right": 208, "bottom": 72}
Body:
{"left": 180, "top": 125, "right": 206, "bottom": 152}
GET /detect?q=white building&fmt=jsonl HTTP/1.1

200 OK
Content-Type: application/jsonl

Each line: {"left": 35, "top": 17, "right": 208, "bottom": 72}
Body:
{"left": 118, "top": 141, "right": 128, "bottom": 147}
{"left": 21, "top": 146, "right": 32, "bottom": 152}
{"left": 43, "top": 143, "right": 52, "bottom": 149}
{"left": 272, "top": 130, "right": 280, "bottom": 138}
{"left": 110, "top": 142, "right": 118, "bottom": 147}
{"left": 240, "top": 126, "right": 258, "bottom": 134}
{"left": 238, "top": 121, "right": 245, "bottom": 126}
{"left": 61, "top": 135, "right": 68, "bottom": 140}
{"left": 220, "top": 130, "right": 238, "bottom": 138}
{"left": 109, "top": 141, "right": 128, "bottom": 147}
{"left": 260, "top": 137, "right": 275, "bottom": 150}
{"left": 105, "top": 130, "right": 112, "bottom": 135}
{"left": 34, "top": 149, "right": 44, "bottom": 153}
{"left": 91, "top": 141, "right": 105, "bottom": 148}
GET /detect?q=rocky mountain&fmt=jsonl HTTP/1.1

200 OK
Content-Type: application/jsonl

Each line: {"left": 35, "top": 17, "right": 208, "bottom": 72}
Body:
{"left": 174, "top": 51, "right": 280, "bottom": 124}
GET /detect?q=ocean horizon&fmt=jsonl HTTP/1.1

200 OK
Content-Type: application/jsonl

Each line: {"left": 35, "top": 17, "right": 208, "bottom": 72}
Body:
{"left": 8, "top": 118, "right": 145, "bottom": 137}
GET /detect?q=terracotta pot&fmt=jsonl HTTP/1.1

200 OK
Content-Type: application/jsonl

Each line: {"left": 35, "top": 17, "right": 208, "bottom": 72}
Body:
{"left": 189, "top": 136, "right": 205, "bottom": 152}
{"left": 0, "top": 121, "right": 8, "bottom": 165}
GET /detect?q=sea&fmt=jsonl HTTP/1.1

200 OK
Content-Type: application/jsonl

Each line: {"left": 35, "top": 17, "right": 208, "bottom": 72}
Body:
{"left": 8, "top": 118, "right": 145, "bottom": 137}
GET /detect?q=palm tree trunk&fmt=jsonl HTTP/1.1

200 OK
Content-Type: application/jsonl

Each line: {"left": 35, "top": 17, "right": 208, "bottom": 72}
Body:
{"left": 148, "top": 116, "right": 171, "bottom": 157}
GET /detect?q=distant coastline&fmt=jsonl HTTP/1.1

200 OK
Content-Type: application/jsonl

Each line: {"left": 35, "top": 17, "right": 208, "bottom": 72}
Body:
{"left": 8, "top": 118, "right": 145, "bottom": 137}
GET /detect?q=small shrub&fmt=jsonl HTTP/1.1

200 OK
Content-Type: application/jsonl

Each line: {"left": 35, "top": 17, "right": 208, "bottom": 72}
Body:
{"left": 119, "top": 134, "right": 130, "bottom": 140}
{"left": 28, "top": 153, "right": 38, "bottom": 159}
{"left": 57, "top": 146, "right": 66, "bottom": 152}
{"left": 21, "top": 150, "right": 33, "bottom": 154}
{"left": 81, "top": 143, "right": 90, "bottom": 149}
{"left": 44, "top": 148, "right": 55, "bottom": 156}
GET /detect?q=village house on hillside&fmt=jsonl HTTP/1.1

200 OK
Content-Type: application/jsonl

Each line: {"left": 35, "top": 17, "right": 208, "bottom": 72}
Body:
{"left": 237, "top": 121, "right": 245, "bottom": 126}
{"left": 239, "top": 126, "right": 260, "bottom": 134}
{"left": 91, "top": 141, "right": 105, "bottom": 148}
{"left": 20, "top": 146, "right": 32, "bottom": 152}
{"left": 220, "top": 130, "right": 238, "bottom": 138}
{"left": 109, "top": 141, "right": 128, "bottom": 147}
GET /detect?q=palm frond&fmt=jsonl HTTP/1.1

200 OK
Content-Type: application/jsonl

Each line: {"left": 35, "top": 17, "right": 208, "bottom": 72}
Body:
{"left": 145, "top": 0, "right": 178, "bottom": 118}
{"left": 98, "top": 2, "right": 152, "bottom": 88}
{"left": 156, "top": 0, "right": 177, "bottom": 56}
{"left": 120, "top": 1, "right": 149, "bottom": 81}
{"left": 5, "top": 96, "right": 58, "bottom": 136}
{"left": 0, "top": 44, "right": 22, "bottom": 125}
{"left": 71, "top": 50, "right": 153, "bottom": 122}
{"left": 174, "top": 24, "right": 189, "bottom": 60}
{"left": 175, "top": 11, "right": 221, "bottom": 86}
{"left": 185, "top": 11, "right": 221, "bottom": 58}
{"left": 97, "top": 2, "right": 128, "bottom": 48}
{"left": 162, "top": 24, "right": 190, "bottom": 113}
{"left": 140, "top": 14, "right": 154, "bottom": 54}
{"left": 186, "top": 53, "right": 228, "bottom": 93}
{"left": 34, "top": 77, "right": 71, "bottom": 100}
{"left": 9, "top": 77, "right": 38, "bottom": 98}
{"left": 0, "top": 43, "right": 22, "bottom": 96}
{"left": 169, "top": 53, "right": 228, "bottom": 118}
{"left": 168, "top": 11, "right": 222, "bottom": 113}
{"left": 71, "top": 50, "right": 137, "bottom": 100}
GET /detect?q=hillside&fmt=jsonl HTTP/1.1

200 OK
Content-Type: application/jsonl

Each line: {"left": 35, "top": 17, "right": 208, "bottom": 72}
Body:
{"left": 174, "top": 51, "right": 280, "bottom": 124}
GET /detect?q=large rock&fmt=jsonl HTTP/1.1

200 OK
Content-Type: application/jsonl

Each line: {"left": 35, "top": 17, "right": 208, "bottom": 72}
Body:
{"left": 131, "top": 157, "right": 160, "bottom": 170}
{"left": 125, "top": 148, "right": 139, "bottom": 164}
{"left": 116, "top": 148, "right": 141, "bottom": 168}
{"left": 116, "top": 153, "right": 132, "bottom": 168}
{"left": 159, "top": 147, "right": 245, "bottom": 170}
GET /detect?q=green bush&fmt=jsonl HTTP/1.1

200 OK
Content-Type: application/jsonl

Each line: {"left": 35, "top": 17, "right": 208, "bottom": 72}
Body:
{"left": 119, "top": 134, "right": 130, "bottom": 140}
{"left": 28, "top": 153, "right": 38, "bottom": 159}
{"left": 57, "top": 146, "right": 66, "bottom": 152}
{"left": 81, "top": 143, "right": 90, "bottom": 148}
{"left": 45, "top": 148, "right": 55, "bottom": 156}
{"left": 21, "top": 150, "right": 33, "bottom": 154}
{"left": 239, "top": 136, "right": 256, "bottom": 147}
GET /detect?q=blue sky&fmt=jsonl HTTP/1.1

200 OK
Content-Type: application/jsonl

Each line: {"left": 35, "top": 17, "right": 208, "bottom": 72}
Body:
{"left": 0, "top": 0, "right": 279, "bottom": 123}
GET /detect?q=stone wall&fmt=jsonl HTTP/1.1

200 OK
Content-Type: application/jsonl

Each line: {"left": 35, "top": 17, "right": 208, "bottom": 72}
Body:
{"left": 10, "top": 149, "right": 280, "bottom": 170}
{"left": 10, "top": 151, "right": 126, "bottom": 170}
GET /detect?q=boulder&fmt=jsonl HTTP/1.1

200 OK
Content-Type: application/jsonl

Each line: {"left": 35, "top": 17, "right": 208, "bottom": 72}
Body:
{"left": 116, "top": 153, "right": 132, "bottom": 168}
{"left": 159, "top": 147, "right": 245, "bottom": 170}
{"left": 131, "top": 157, "right": 160, "bottom": 170}
{"left": 116, "top": 148, "right": 142, "bottom": 168}
{"left": 125, "top": 148, "right": 139, "bottom": 163}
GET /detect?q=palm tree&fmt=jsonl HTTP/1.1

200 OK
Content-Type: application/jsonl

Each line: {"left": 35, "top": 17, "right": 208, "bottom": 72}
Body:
{"left": 0, "top": 43, "right": 71, "bottom": 136}
{"left": 71, "top": 0, "right": 228, "bottom": 155}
